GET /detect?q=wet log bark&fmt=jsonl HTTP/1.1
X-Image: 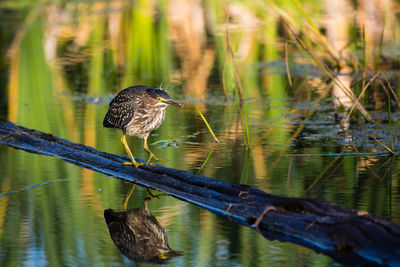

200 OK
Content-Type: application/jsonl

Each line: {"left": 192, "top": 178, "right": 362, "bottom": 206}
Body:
{"left": 0, "top": 119, "right": 399, "bottom": 266}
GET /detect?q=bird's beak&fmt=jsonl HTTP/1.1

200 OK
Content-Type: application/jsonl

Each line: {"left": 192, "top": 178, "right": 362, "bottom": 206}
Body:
{"left": 164, "top": 99, "right": 183, "bottom": 108}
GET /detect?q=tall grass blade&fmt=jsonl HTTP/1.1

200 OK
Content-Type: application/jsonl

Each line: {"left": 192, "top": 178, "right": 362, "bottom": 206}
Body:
{"left": 362, "top": 25, "right": 367, "bottom": 91}
{"left": 352, "top": 19, "right": 359, "bottom": 74}
{"left": 191, "top": 99, "right": 219, "bottom": 143}
{"left": 375, "top": 28, "right": 385, "bottom": 72}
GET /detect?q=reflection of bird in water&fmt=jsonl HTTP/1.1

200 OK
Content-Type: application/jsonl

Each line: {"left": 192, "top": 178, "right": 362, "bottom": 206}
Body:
{"left": 104, "top": 208, "right": 182, "bottom": 263}
{"left": 103, "top": 85, "right": 182, "bottom": 167}
{"left": 122, "top": 183, "right": 167, "bottom": 211}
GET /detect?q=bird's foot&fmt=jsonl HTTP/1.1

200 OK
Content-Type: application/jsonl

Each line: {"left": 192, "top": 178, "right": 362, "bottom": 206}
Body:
{"left": 145, "top": 188, "right": 168, "bottom": 199}
{"left": 146, "top": 153, "right": 168, "bottom": 164}
{"left": 122, "top": 161, "right": 156, "bottom": 167}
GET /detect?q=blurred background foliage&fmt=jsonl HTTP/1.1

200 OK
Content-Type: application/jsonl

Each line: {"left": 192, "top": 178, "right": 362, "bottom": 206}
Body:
{"left": 0, "top": 0, "right": 400, "bottom": 266}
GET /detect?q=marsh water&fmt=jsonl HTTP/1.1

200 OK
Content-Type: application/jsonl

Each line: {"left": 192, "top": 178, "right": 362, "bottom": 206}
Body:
{"left": 1, "top": 1, "right": 400, "bottom": 266}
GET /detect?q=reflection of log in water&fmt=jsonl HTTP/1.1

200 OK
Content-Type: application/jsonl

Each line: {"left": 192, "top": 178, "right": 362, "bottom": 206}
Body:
{"left": 104, "top": 208, "right": 182, "bottom": 263}
{"left": 1, "top": 120, "right": 400, "bottom": 266}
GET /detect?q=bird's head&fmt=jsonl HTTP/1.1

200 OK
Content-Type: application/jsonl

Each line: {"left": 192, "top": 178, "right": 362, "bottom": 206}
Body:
{"left": 148, "top": 88, "right": 183, "bottom": 108}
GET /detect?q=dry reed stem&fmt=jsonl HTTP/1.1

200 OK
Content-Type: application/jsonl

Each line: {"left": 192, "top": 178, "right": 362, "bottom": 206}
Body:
{"left": 379, "top": 72, "right": 400, "bottom": 109}
{"left": 344, "top": 72, "right": 380, "bottom": 123}
{"left": 370, "top": 135, "right": 393, "bottom": 154}
{"left": 283, "top": 19, "right": 373, "bottom": 122}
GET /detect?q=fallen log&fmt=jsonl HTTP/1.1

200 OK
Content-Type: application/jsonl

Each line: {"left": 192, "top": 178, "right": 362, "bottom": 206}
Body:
{"left": 0, "top": 119, "right": 399, "bottom": 266}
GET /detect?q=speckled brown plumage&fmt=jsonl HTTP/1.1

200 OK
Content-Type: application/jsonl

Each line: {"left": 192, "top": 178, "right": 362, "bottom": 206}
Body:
{"left": 103, "top": 85, "right": 182, "bottom": 167}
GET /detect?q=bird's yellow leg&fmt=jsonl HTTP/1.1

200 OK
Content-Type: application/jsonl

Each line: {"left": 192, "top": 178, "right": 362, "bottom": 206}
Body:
{"left": 121, "top": 134, "right": 144, "bottom": 167}
{"left": 143, "top": 136, "right": 168, "bottom": 163}
{"left": 122, "top": 183, "right": 135, "bottom": 211}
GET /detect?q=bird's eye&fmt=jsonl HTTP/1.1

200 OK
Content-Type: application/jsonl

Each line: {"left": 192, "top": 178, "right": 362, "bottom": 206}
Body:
{"left": 157, "top": 97, "right": 165, "bottom": 102}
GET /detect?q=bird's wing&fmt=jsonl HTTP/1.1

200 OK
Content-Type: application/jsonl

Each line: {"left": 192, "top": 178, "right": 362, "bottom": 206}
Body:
{"left": 103, "top": 86, "right": 146, "bottom": 129}
{"left": 104, "top": 101, "right": 136, "bottom": 129}
{"left": 104, "top": 97, "right": 139, "bottom": 129}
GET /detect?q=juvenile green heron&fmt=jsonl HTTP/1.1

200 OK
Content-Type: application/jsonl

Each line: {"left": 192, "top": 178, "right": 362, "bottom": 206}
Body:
{"left": 103, "top": 85, "right": 182, "bottom": 167}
